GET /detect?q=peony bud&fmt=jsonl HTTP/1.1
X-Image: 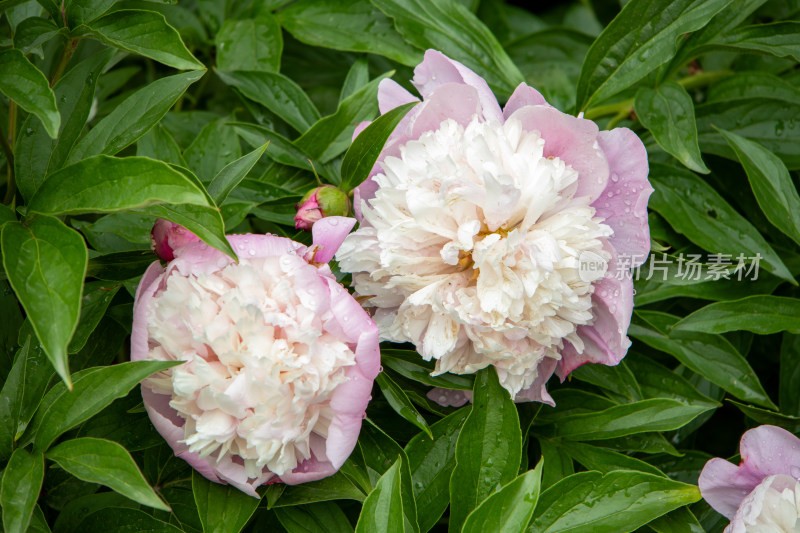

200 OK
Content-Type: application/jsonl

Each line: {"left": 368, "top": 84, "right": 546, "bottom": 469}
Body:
{"left": 294, "top": 185, "right": 351, "bottom": 231}
{"left": 150, "top": 219, "right": 200, "bottom": 261}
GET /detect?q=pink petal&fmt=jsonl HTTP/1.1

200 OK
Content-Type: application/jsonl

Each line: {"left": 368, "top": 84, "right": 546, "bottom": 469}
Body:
{"left": 503, "top": 83, "right": 550, "bottom": 119}
{"left": 312, "top": 217, "right": 357, "bottom": 263}
{"left": 739, "top": 425, "right": 800, "bottom": 479}
{"left": 141, "top": 387, "right": 223, "bottom": 483}
{"left": 556, "top": 271, "right": 634, "bottom": 380}
{"left": 325, "top": 327, "right": 380, "bottom": 468}
{"left": 514, "top": 356, "right": 558, "bottom": 406}
{"left": 409, "top": 82, "right": 481, "bottom": 139}
{"left": 509, "top": 105, "right": 609, "bottom": 203}
{"left": 699, "top": 425, "right": 800, "bottom": 519}
{"left": 593, "top": 128, "right": 653, "bottom": 264}
{"left": 699, "top": 458, "right": 764, "bottom": 520}
{"left": 412, "top": 49, "right": 502, "bottom": 123}
{"left": 280, "top": 434, "right": 338, "bottom": 485}
{"left": 378, "top": 78, "right": 419, "bottom": 114}
{"left": 726, "top": 475, "right": 800, "bottom": 533}
{"left": 131, "top": 261, "right": 165, "bottom": 363}
{"left": 150, "top": 220, "right": 200, "bottom": 261}
{"left": 352, "top": 121, "right": 370, "bottom": 141}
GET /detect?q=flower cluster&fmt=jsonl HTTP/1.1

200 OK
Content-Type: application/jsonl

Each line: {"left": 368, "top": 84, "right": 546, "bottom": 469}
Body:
{"left": 134, "top": 50, "right": 655, "bottom": 495}
{"left": 336, "top": 50, "right": 652, "bottom": 401}
{"left": 133, "top": 218, "right": 379, "bottom": 496}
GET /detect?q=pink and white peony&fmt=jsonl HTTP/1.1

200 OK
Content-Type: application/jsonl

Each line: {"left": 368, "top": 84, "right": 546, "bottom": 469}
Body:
{"left": 699, "top": 425, "right": 800, "bottom": 532}
{"left": 132, "top": 217, "right": 380, "bottom": 496}
{"left": 336, "top": 50, "right": 652, "bottom": 402}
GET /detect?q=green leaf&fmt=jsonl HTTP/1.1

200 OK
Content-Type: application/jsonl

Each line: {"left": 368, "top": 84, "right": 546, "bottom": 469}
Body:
{"left": 0, "top": 338, "right": 53, "bottom": 459}
{"left": 381, "top": 349, "right": 474, "bottom": 391}
{"left": 354, "top": 457, "right": 404, "bottom": 533}
{"left": 376, "top": 372, "right": 432, "bottom": 439}
{"left": 82, "top": 9, "right": 204, "bottom": 70}
{"left": 549, "top": 399, "right": 715, "bottom": 440}
{"left": 215, "top": 14, "right": 282, "bottom": 72}
{"left": 559, "top": 441, "right": 664, "bottom": 476}
{"left": 576, "top": 0, "right": 732, "bottom": 111}
{"left": 648, "top": 163, "right": 794, "bottom": 283}
{"left": 780, "top": 333, "right": 800, "bottom": 417}
{"left": 634, "top": 82, "right": 709, "bottom": 174}
{"left": 570, "top": 360, "right": 643, "bottom": 403}
{"left": 648, "top": 507, "right": 705, "bottom": 533}
{"left": 137, "top": 124, "right": 187, "bottom": 167}
{"left": 2, "top": 217, "right": 87, "bottom": 386}
{"left": 0, "top": 448, "right": 44, "bottom": 533}
{"left": 15, "top": 49, "right": 112, "bottom": 203}
{"left": 28, "top": 155, "right": 211, "bottom": 215}
{"left": 295, "top": 72, "right": 392, "bottom": 163}
{"left": 46, "top": 437, "right": 169, "bottom": 510}
{"left": 27, "top": 505, "right": 50, "bottom": 533}
{"left": 277, "top": 0, "right": 422, "bottom": 66}
{"left": 13, "top": 16, "right": 64, "bottom": 54}
{"left": 704, "top": 21, "right": 800, "bottom": 62}
{"left": 706, "top": 72, "right": 800, "bottom": 105}
{"left": 358, "top": 422, "right": 419, "bottom": 533}
{"left": 68, "top": 281, "right": 120, "bottom": 354}
{"left": 695, "top": 98, "right": 800, "bottom": 170}
{"left": 67, "top": 70, "right": 204, "bottom": 163}
{"left": 275, "top": 502, "right": 354, "bottom": 533}
{"left": 192, "top": 470, "right": 259, "bottom": 533}
{"left": 729, "top": 399, "right": 800, "bottom": 433}
{"left": 371, "top": 0, "right": 523, "bottom": 97}
{"left": 404, "top": 407, "right": 469, "bottom": 532}
{"left": 231, "top": 122, "right": 335, "bottom": 179}
{"left": 340, "top": 101, "right": 417, "bottom": 192}
{"left": 537, "top": 438, "right": 573, "bottom": 489}
{"left": 528, "top": 470, "right": 701, "bottom": 533}
{"left": 673, "top": 296, "right": 800, "bottom": 335}
{"left": 462, "top": 460, "right": 543, "bottom": 533}
{"left": 629, "top": 311, "right": 775, "bottom": 409}
{"left": 718, "top": 128, "right": 800, "bottom": 247}
{"left": 183, "top": 117, "right": 242, "bottom": 183}
{"left": 23, "top": 360, "right": 180, "bottom": 451}
{"left": 341, "top": 57, "right": 370, "bottom": 104}
{"left": 65, "top": 0, "right": 116, "bottom": 26}
{"left": 207, "top": 143, "right": 269, "bottom": 204}
{"left": 273, "top": 471, "right": 366, "bottom": 506}
{"left": 626, "top": 354, "right": 717, "bottom": 407}
{"left": 0, "top": 49, "right": 60, "bottom": 138}
{"left": 217, "top": 70, "right": 321, "bottom": 134}
{"left": 74, "top": 508, "right": 183, "bottom": 532}
{"left": 505, "top": 28, "right": 593, "bottom": 113}
{"left": 449, "top": 366, "right": 522, "bottom": 532}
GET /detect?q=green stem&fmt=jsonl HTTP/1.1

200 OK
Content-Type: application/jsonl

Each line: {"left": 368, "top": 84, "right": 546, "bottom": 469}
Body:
{"left": 676, "top": 69, "right": 734, "bottom": 91}
{"left": 582, "top": 69, "right": 734, "bottom": 121}
{"left": 51, "top": 38, "right": 78, "bottom": 87}
{"left": 3, "top": 102, "right": 17, "bottom": 205}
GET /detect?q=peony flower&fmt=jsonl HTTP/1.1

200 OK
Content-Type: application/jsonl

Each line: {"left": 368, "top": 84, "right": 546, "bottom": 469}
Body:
{"left": 699, "top": 425, "right": 800, "bottom": 532}
{"left": 151, "top": 219, "right": 201, "bottom": 261}
{"left": 294, "top": 185, "right": 351, "bottom": 231}
{"left": 131, "top": 217, "right": 380, "bottom": 496}
{"left": 336, "top": 50, "right": 652, "bottom": 402}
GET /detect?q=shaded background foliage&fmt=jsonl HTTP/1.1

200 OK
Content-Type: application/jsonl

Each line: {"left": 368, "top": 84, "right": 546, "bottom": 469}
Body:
{"left": 1, "top": 0, "right": 799, "bottom": 531}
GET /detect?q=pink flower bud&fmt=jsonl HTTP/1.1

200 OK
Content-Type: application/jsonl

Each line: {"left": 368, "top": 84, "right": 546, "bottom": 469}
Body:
{"left": 294, "top": 185, "right": 351, "bottom": 231}
{"left": 150, "top": 220, "right": 200, "bottom": 261}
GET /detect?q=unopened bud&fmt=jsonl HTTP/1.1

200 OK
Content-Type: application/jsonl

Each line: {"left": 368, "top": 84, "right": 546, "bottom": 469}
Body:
{"left": 151, "top": 220, "right": 200, "bottom": 261}
{"left": 294, "top": 185, "right": 350, "bottom": 231}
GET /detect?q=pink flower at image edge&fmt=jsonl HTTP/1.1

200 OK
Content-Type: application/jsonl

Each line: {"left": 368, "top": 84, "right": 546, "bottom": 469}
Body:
{"left": 699, "top": 424, "right": 800, "bottom": 530}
